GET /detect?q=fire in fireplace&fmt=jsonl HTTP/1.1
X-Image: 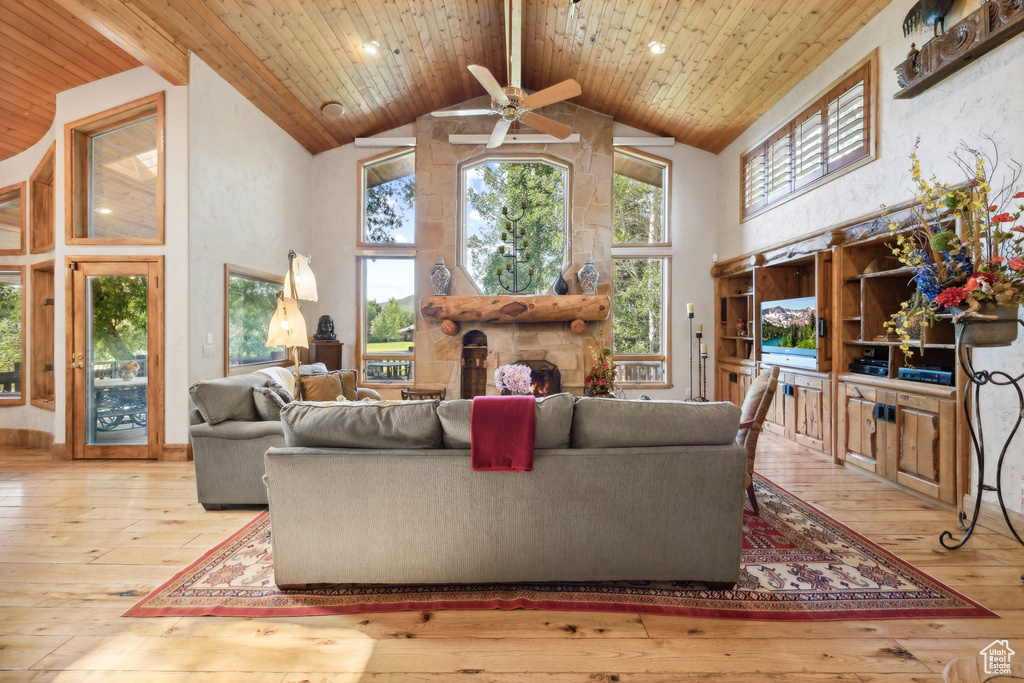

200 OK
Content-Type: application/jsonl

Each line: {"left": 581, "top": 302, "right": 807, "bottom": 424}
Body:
{"left": 513, "top": 360, "right": 561, "bottom": 397}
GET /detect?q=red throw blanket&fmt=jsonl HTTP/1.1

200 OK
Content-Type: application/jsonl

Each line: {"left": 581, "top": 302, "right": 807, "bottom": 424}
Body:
{"left": 470, "top": 395, "right": 537, "bottom": 471}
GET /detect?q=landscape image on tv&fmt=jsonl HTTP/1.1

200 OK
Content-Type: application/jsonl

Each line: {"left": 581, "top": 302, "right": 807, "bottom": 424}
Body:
{"left": 761, "top": 298, "right": 816, "bottom": 352}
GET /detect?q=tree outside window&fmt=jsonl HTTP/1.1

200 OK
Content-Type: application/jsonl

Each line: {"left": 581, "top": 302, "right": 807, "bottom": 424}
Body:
{"left": 362, "top": 149, "right": 415, "bottom": 244}
{"left": 613, "top": 150, "right": 667, "bottom": 244}
{"left": 0, "top": 270, "right": 22, "bottom": 398}
{"left": 226, "top": 268, "right": 285, "bottom": 372}
{"left": 362, "top": 258, "right": 414, "bottom": 383}
{"left": 462, "top": 158, "right": 568, "bottom": 295}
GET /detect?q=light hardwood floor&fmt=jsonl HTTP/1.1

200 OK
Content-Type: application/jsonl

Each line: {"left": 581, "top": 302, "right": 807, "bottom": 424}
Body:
{"left": 1, "top": 431, "right": 1023, "bottom": 682}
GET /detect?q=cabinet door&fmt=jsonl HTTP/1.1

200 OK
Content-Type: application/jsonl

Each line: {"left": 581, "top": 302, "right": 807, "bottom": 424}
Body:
{"left": 764, "top": 371, "right": 788, "bottom": 435}
{"left": 838, "top": 382, "right": 886, "bottom": 473}
{"left": 893, "top": 392, "right": 956, "bottom": 504}
{"left": 792, "top": 375, "right": 831, "bottom": 454}
{"left": 717, "top": 365, "right": 748, "bottom": 407}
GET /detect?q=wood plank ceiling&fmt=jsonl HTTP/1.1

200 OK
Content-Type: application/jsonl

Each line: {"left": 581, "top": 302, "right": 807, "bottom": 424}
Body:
{"left": 0, "top": 0, "right": 140, "bottom": 161}
{"left": 6, "top": 0, "right": 893, "bottom": 162}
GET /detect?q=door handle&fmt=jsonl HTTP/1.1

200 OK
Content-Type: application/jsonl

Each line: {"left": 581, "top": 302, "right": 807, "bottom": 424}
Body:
{"left": 70, "top": 361, "right": 84, "bottom": 369}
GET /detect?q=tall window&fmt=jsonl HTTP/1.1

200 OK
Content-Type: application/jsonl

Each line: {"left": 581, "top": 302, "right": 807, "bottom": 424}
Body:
{"left": 461, "top": 157, "right": 569, "bottom": 295}
{"left": 612, "top": 258, "right": 668, "bottom": 386}
{"left": 0, "top": 183, "right": 25, "bottom": 255}
{"left": 613, "top": 149, "right": 667, "bottom": 244}
{"left": 0, "top": 268, "right": 25, "bottom": 404}
{"left": 66, "top": 92, "right": 164, "bottom": 244}
{"left": 741, "top": 55, "right": 874, "bottom": 218}
{"left": 360, "top": 148, "right": 415, "bottom": 244}
{"left": 225, "top": 266, "right": 286, "bottom": 375}
{"left": 361, "top": 258, "right": 414, "bottom": 383}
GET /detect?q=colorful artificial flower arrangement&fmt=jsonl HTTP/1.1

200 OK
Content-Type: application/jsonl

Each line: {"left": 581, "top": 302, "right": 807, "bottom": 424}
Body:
{"left": 884, "top": 139, "right": 1024, "bottom": 356}
{"left": 120, "top": 360, "right": 141, "bottom": 380}
{"left": 494, "top": 363, "right": 534, "bottom": 395}
{"left": 584, "top": 345, "right": 616, "bottom": 396}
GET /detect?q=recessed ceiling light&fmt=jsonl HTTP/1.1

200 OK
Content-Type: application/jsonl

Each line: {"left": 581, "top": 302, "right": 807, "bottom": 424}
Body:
{"left": 362, "top": 40, "right": 380, "bottom": 55}
{"left": 321, "top": 102, "right": 346, "bottom": 117}
{"left": 96, "top": 207, "right": 112, "bottom": 214}
{"left": 648, "top": 41, "right": 666, "bottom": 54}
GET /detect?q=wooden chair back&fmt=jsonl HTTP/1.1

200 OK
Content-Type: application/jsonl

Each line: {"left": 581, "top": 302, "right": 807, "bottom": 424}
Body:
{"left": 737, "top": 365, "right": 780, "bottom": 515}
{"left": 401, "top": 387, "right": 447, "bottom": 401}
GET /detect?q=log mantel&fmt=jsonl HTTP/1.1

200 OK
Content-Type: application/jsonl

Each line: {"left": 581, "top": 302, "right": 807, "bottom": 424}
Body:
{"left": 420, "top": 295, "right": 611, "bottom": 335}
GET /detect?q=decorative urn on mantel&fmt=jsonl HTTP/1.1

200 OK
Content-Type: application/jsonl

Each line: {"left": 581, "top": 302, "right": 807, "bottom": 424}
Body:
{"left": 577, "top": 257, "right": 598, "bottom": 295}
{"left": 430, "top": 257, "right": 451, "bottom": 295}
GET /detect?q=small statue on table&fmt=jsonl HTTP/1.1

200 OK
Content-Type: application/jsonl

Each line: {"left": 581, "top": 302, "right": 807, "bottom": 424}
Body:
{"left": 313, "top": 315, "right": 336, "bottom": 341}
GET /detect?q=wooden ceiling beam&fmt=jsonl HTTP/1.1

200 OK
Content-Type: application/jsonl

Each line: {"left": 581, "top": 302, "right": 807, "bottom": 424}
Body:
{"left": 52, "top": 0, "right": 188, "bottom": 85}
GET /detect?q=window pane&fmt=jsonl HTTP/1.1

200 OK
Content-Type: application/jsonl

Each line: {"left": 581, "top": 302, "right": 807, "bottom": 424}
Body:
{"left": 86, "top": 275, "right": 148, "bottom": 445}
{"left": 462, "top": 160, "right": 567, "bottom": 295}
{"left": 0, "top": 271, "right": 22, "bottom": 398}
{"left": 364, "top": 258, "right": 414, "bottom": 382}
{"left": 363, "top": 151, "right": 415, "bottom": 243}
{"left": 828, "top": 80, "right": 865, "bottom": 161}
{"left": 612, "top": 258, "right": 663, "bottom": 355}
{"left": 766, "top": 133, "right": 792, "bottom": 197}
{"left": 228, "top": 273, "right": 284, "bottom": 367}
{"left": 613, "top": 152, "right": 665, "bottom": 243}
{"left": 0, "top": 194, "right": 21, "bottom": 251}
{"left": 794, "top": 112, "right": 823, "bottom": 185}
{"left": 744, "top": 152, "right": 766, "bottom": 209}
{"left": 89, "top": 116, "right": 159, "bottom": 239}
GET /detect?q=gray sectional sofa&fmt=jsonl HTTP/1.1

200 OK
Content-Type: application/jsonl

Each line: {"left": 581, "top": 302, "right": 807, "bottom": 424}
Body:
{"left": 264, "top": 395, "right": 747, "bottom": 588}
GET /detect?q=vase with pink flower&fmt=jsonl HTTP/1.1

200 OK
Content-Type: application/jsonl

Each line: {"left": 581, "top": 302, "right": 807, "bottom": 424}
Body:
{"left": 494, "top": 363, "right": 534, "bottom": 396}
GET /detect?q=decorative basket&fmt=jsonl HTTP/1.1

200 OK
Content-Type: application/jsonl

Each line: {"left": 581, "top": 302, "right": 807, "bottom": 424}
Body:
{"left": 948, "top": 305, "right": 1021, "bottom": 348}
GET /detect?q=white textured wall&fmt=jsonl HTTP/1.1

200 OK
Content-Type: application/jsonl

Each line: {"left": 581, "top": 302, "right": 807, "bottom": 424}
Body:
{"left": 715, "top": 0, "right": 1024, "bottom": 512}
{"left": 613, "top": 123, "right": 720, "bottom": 400}
{"left": 307, "top": 125, "right": 415, "bottom": 363}
{"left": 188, "top": 56, "right": 314, "bottom": 383}
{"left": 0, "top": 66, "right": 190, "bottom": 444}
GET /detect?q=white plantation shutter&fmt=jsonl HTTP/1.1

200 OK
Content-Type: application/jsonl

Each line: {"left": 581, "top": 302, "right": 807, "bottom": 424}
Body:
{"left": 766, "top": 132, "right": 792, "bottom": 199}
{"left": 827, "top": 79, "right": 866, "bottom": 170}
{"left": 743, "top": 150, "right": 766, "bottom": 210}
{"left": 793, "top": 110, "right": 823, "bottom": 187}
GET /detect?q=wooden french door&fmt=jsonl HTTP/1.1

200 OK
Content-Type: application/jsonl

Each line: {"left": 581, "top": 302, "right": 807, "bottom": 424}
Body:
{"left": 66, "top": 256, "right": 164, "bottom": 459}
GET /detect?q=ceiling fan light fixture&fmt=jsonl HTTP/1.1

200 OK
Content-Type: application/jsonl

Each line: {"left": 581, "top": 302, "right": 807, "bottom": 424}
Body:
{"left": 362, "top": 40, "right": 380, "bottom": 55}
{"left": 648, "top": 40, "right": 666, "bottom": 55}
{"left": 321, "top": 102, "right": 346, "bottom": 117}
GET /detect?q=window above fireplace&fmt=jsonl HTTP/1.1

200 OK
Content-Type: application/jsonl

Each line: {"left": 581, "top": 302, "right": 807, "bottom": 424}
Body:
{"left": 459, "top": 155, "right": 570, "bottom": 296}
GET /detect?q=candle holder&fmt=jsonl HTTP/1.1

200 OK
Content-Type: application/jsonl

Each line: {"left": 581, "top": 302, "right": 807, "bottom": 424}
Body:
{"left": 687, "top": 306, "right": 694, "bottom": 399}
{"left": 694, "top": 330, "right": 709, "bottom": 402}
{"left": 496, "top": 203, "right": 533, "bottom": 294}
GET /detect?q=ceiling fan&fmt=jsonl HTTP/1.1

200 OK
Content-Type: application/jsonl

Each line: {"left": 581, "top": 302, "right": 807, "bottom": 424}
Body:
{"left": 430, "top": 0, "right": 582, "bottom": 148}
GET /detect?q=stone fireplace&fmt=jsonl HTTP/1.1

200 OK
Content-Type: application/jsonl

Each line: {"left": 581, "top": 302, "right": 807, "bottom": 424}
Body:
{"left": 413, "top": 98, "right": 614, "bottom": 397}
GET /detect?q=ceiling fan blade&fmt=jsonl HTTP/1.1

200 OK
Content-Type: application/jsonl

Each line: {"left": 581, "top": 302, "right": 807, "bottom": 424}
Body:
{"left": 522, "top": 79, "right": 582, "bottom": 110}
{"left": 486, "top": 119, "right": 512, "bottom": 149}
{"left": 521, "top": 113, "right": 573, "bottom": 140}
{"left": 431, "top": 109, "right": 496, "bottom": 117}
{"left": 468, "top": 65, "right": 509, "bottom": 104}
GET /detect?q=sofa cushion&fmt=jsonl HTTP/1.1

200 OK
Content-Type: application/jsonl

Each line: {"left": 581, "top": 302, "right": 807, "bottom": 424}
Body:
{"left": 298, "top": 362, "right": 328, "bottom": 375}
{"left": 330, "top": 369, "right": 359, "bottom": 401}
{"left": 437, "top": 393, "right": 574, "bottom": 449}
{"left": 570, "top": 398, "right": 740, "bottom": 448}
{"left": 253, "top": 387, "right": 287, "bottom": 421}
{"left": 300, "top": 374, "right": 344, "bottom": 402}
{"left": 189, "top": 420, "right": 285, "bottom": 440}
{"left": 188, "top": 374, "right": 266, "bottom": 425}
{"left": 281, "top": 400, "right": 443, "bottom": 449}
{"left": 264, "top": 378, "right": 294, "bottom": 403}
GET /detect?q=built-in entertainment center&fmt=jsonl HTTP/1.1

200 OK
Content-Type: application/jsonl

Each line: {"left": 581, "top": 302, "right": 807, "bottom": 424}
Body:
{"left": 714, "top": 197, "right": 965, "bottom": 508}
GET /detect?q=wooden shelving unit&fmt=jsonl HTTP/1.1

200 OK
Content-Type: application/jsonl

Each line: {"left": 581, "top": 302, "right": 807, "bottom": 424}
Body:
{"left": 30, "top": 261, "right": 55, "bottom": 410}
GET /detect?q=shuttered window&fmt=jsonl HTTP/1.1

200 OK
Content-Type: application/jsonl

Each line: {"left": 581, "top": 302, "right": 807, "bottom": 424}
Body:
{"left": 740, "top": 57, "right": 873, "bottom": 219}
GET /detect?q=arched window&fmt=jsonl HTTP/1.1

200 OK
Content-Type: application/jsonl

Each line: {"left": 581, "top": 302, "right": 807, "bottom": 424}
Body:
{"left": 460, "top": 156, "right": 569, "bottom": 295}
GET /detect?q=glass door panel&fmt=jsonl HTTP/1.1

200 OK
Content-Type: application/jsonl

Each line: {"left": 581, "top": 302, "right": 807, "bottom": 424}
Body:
{"left": 85, "top": 275, "right": 149, "bottom": 446}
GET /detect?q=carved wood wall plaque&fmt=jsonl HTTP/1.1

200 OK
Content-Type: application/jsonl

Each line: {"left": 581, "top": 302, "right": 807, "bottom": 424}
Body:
{"left": 894, "top": 0, "right": 1024, "bottom": 99}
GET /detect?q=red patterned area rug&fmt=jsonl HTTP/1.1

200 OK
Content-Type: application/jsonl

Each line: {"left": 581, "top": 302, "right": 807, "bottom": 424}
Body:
{"left": 125, "top": 476, "right": 996, "bottom": 620}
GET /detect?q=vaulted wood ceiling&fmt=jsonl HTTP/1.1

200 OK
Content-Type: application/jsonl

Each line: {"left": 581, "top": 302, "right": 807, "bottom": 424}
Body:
{"left": 5, "top": 0, "right": 893, "bottom": 162}
{"left": 0, "top": 0, "right": 140, "bottom": 161}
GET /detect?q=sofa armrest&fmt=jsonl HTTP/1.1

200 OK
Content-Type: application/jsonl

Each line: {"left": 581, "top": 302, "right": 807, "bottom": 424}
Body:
{"left": 190, "top": 420, "right": 285, "bottom": 440}
{"left": 357, "top": 388, "right": 382, "bottom": 401}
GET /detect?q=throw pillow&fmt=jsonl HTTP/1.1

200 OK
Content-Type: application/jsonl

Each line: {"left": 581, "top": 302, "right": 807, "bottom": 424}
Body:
{"left": 298, "top": 362, "right": 328, "bottom": 376}
{"left": 300, "top": 374, "right": 344, "bottom": 402}
{"left": 253, "top": 387, "right": 287, "bottom": 421}
{"left": 265, "top": 379, "right": 294, "bottom": 403}
{"left": 188, "top": 374, "right": 266, "bottom": 425}
{"left": 329, "top": 369, "right": 359, "bottom": 401}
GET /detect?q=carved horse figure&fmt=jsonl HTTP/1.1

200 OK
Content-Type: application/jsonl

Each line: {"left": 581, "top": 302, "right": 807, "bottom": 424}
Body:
{"left": 903, "top": 0, "right": 957, "bottom": 37}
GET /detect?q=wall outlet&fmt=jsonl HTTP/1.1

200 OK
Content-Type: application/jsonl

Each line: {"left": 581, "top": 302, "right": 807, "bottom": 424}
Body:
{"left": 203, "top": 344, "right": 216, "bottom": 357}
{"left": 712, "top": 253, "right": 719, "bottom": 262}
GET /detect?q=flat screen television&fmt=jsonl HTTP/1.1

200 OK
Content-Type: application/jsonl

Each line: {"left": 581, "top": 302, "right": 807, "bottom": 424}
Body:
{"left": 760, "top": 296, "right": 818, "bottom": 370}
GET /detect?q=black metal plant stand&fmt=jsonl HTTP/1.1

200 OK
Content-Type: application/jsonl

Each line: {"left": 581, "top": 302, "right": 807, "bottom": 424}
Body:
{"left": 939, "top": 317, "right": 1024, "bottom": 551}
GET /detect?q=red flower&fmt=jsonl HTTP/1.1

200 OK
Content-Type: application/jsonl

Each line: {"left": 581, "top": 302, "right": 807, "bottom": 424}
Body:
{"left": 964, "top": 276, "right": 979, "bottom": 292}
{"left": 598, "top": 379, "right": 605, "bottom": 386}
{"left": 602, "top": 364, "right": 609, "bottom": 369}
{"left": 935, "top": 287, "right": 967, "bottom": 307}
{"left": 977, "top": 271, "right": 998, "bottom": 283}
{"left": 585, "top": 377, "right": 591, "bottom": 384}
{"left": 1013, "top": 226, "right": 1024, "bottom": 232}
{"left": 1010, "top": 258, "right": 1024, "bottom": 271}
{"left": 1014, "top": 191, "right": 1024, "bottom": 199}
{"left": 992, "top": 212, "right": 1014, "bottom": 223}
{"left": 988, "top": 204, "right": 999, "bottom": 211}
{"left": 991, "top": 256, "right": 1005, "bottom": 264}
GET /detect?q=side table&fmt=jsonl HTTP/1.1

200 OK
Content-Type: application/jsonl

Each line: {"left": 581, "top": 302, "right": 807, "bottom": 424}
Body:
{"left": 308, "top": 340, "right": 344, "bottom": 371}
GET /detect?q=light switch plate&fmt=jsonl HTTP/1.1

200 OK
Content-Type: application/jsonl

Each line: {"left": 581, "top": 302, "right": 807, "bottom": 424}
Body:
{"left": 206, "top": 332, "right": 214, "bottom": 344}
{"left": 203, "top": 344, "right": 216, "bottom": 357}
